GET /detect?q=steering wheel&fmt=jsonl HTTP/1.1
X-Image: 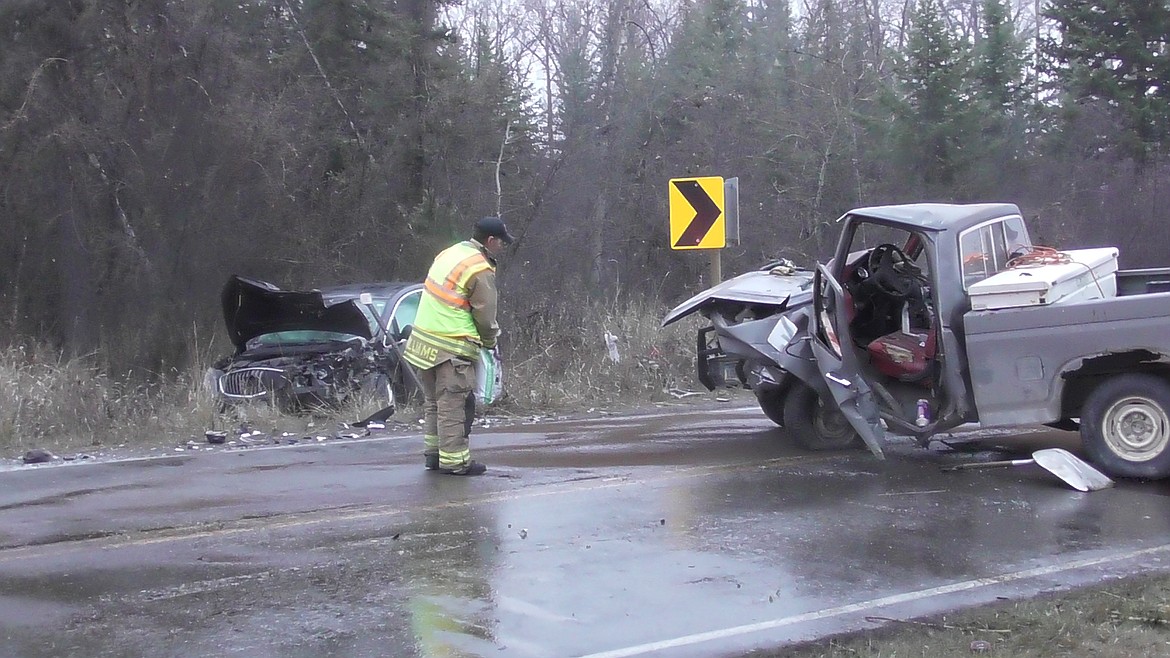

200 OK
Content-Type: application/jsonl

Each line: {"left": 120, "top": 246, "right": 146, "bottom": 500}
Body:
{"left": 867, "top": 243, "right": 919, "bottom": 298}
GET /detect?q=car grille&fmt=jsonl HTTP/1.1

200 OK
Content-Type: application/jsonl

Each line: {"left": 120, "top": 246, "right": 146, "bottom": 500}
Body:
{"left": 218, "top": 367, "right": 289, "bottom": 399}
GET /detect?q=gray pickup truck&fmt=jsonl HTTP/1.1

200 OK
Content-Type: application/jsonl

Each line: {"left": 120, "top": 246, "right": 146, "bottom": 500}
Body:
{"left": 665, "top": 203, "right": 1170, "bottom": 479}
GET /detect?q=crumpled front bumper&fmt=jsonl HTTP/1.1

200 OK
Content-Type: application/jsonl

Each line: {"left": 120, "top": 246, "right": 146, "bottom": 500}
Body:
{"left": 696, "top": 326, "right": 743, "bottom": 390}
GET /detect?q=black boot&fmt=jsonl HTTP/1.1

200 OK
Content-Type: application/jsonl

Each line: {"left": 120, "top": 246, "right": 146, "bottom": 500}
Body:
{"left": 425, "top": 453, "right": 439, "bottom": 470}
{"left": 440, "top": 460, "right": 486, "bottom": 476}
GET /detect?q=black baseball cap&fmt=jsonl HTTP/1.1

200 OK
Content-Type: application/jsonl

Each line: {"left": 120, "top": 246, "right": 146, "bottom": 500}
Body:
{"left": 474, "top": 216, "right": 515, "bottom": 245}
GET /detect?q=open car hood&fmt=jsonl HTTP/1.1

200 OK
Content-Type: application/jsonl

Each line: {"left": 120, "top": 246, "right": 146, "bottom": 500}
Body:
{"left": 222, "top": 276, "right": 373, "bottom": 352}
{"left": 661, "top": 265, "right": 816, "bottom": 327}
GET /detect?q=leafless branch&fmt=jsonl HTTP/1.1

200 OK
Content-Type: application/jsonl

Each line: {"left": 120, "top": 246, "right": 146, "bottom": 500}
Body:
{"left": 496, "top": 121, "right": 513, "bottom": 217}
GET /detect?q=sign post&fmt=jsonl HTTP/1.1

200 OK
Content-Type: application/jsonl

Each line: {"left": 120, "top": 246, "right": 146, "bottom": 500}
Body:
{"left": 669, "top": 175, "right": 727, "bottom": 284}
{"left": 723, "top": 177, "right": 739, "bottom": 245}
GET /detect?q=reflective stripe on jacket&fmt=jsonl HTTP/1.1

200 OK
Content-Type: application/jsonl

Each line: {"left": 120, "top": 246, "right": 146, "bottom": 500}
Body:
{"left": 404, "top": 241, "right": 494, "bottom": 368}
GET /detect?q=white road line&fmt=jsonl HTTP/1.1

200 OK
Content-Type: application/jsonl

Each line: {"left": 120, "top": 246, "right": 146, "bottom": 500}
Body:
{"left": 578, "top": 543, "right": 1170, "bottom": 658}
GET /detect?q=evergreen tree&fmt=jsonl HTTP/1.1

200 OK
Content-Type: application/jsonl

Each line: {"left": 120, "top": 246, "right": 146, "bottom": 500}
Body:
{"left": 652, "top": 0, "right": 749, "bottom": 179}
{"left": 890, "top": 0, "right": 971, "bottom": 189}
{"left": 972, "top": 0, "right": 1027, "bottom": 113}
{"left": 1044, "top": 0, "right": 1170, "bottom": 161}
{"left": 967, "top": 0, "right": 1030, "bottom": 188}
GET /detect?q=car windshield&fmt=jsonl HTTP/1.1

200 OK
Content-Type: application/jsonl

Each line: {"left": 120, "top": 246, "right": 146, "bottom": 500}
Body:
{"left": 359, "top": 302, "right": 385, "bottom": 335}
{"left": 849, "top": 221, "right": 925, "bottom": 260}
{"left": 246, "top": 331, "right": 366, "bottom": 350}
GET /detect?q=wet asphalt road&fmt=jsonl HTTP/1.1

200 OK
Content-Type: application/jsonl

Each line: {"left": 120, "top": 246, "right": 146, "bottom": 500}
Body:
{"left": 3, "top": 404, "right": 1170, "bottom": 658}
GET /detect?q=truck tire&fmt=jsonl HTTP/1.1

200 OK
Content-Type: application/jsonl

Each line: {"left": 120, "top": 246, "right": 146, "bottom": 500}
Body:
{"left": 1080, "top": 374, "right": 1170, "bottom": 479}
{"left": 783, "top": 382, "right": 859, "bottom": 451}
{"left": 754, "top": 388, "right": 786, "bottom": 427}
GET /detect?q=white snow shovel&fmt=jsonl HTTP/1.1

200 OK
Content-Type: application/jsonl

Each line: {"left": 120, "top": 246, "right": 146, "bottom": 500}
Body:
{"left": 941, "top": 447, "right": 1114, "bottom": 492}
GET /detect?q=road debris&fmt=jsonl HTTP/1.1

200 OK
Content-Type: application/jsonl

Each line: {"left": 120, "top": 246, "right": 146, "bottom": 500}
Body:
{"left": 22, "top": 449, "right": 57, "bottom": 464}
{"left": 604, "top": 331, "right": 621, "bottom": 363}
{"left": 942, "top": 447, "right": 1114, "bottom": 492}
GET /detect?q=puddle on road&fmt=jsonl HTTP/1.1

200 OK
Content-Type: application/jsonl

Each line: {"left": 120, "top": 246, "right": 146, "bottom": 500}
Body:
{"left": 0, "top": 482, "right": 155, "bottom": 512}
{"left": 495, "top": 425, "right": 810, "bottom": 470}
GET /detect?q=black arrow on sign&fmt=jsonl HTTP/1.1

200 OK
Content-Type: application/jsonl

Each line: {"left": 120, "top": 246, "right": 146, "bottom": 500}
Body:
{"left": 673, "top": 179, "right": 721, "bottom": 247}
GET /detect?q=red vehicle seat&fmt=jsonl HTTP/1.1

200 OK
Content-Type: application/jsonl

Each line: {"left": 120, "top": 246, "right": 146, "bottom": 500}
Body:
{"left": 866, "top": 327, "right": 937, "bottom": 383}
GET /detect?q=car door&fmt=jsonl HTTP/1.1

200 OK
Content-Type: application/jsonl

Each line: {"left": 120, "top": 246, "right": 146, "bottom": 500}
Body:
{"left": 809, "top": 263, "right": 887, "bottom": 458}
{"left": 387, "top": 287, "right": 422, "bottom": 341}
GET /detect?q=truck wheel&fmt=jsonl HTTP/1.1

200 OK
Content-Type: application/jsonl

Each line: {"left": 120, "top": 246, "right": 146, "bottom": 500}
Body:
{"left": 783, "top": 382, "right": 859, "bottom": 451}
{"left": 1081, "top": 374, "right": 1170, "bottom": 479}
{"left": 754, "top": 388, "right": 786, "bottom": 427}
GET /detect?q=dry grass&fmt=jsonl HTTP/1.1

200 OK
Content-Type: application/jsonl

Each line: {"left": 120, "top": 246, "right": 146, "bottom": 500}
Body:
{"left": 0, "top": 344, "right": 412, "bottom": 457}
{"left": 769, "top": 572, "right": 1170, "bottom": 658}
{"left": 1, "top": 298, "right": 713, "bottom": 456}
{"left": 0, "top": 342, "right": 217, "bottom": 454}
{"left": 499, "top": 295, "right": 705, "bottom": 411}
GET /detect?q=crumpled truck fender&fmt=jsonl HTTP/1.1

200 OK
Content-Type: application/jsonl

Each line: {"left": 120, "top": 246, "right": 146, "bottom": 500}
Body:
{"left": 765, "top": 305, "right": 830, "bottom": 400}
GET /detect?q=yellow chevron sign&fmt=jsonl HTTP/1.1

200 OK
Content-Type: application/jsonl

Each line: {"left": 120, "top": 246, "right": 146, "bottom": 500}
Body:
{"left": 669, "top": 176, "right": 725, "bottom": 250}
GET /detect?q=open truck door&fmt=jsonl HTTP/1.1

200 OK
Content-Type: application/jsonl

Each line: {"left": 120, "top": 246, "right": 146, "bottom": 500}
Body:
{"left": 808, "top": 263, "right": 887, "bottom": 458}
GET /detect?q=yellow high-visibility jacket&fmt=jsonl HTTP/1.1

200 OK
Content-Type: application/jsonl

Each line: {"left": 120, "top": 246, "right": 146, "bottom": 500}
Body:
{"left": 404, "top": 240, "right": 499, "bottom": 369}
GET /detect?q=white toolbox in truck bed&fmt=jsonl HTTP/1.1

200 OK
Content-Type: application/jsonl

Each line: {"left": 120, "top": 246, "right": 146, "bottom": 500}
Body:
{"left": 968, "top": 247, "right": 1119, "bottom": 310}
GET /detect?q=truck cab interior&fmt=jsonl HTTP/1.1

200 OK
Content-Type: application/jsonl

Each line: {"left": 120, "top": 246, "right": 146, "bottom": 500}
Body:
{"left": 842, "top": 230, "right": 937, "bottom": 388}
{"left": 829, "top": 213, "right": 1033, "bottom": 435}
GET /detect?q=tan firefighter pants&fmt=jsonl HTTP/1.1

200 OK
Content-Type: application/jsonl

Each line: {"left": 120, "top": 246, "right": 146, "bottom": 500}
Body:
{"left": 419, "top": 357, "right": 476, "bottom": 469}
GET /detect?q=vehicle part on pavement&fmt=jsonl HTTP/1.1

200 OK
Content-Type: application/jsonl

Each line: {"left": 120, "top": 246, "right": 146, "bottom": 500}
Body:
{"left": 941, "top": 447, "right": 1114, "bottom": 492}
{"left": 352, "top": 405, "right": 397, "bottom": 428}
{"left": 1080, "top": 373, "right": 1170, "bottom": 479}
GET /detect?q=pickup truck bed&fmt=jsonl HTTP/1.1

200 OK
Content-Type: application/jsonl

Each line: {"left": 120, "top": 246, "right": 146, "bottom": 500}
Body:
{"left": 964, "top": 267, "right": 1170, "bottom": 427}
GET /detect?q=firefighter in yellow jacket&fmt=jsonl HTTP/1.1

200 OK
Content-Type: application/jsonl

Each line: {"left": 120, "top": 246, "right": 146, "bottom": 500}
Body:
{"left": 403, "top": 216, "right": 512, "bottom": 476}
